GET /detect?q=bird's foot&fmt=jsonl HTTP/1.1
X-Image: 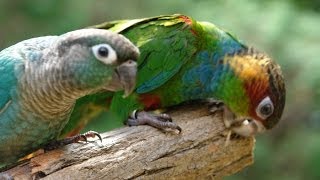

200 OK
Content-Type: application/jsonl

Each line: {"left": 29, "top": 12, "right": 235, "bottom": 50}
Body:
{"left": 127, "top": 110, "right": 182, "bottom": 133}
{"left": 0, "top": 173, "right": 13, "bottom": 180}
{"left": 44, "top": 130, "right": 102, "bottom": 151}
{"left": 207, "top": 99, "right": 224, "bottom": 114}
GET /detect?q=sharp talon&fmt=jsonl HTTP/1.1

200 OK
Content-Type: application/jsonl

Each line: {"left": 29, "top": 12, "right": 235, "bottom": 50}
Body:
{"left": 95, "top": 132, "right": 103, "bottom": 143}
{"left": 80, "top": 134, "right": 88, "bottom": 143}
{"left": 130, "top": 109, "right": 138, "bottom": 119}
{"left": 44, "top": 130, "right": 101, "bottom": 150}
{"left": 177, "top": 126, "right": 182, "bottom": 133}
{"left": 83, "top": 131, "right": 102, "bottom": 143}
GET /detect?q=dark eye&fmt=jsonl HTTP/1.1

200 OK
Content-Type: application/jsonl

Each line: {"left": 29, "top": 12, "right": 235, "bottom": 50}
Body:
{"left": 98, "top": 46, "right": 109, "bottom": 57}
{"left": 260, "top": 104, "right": 272, "bottom": 115}
{"left": 256, "top": 96, "right": 274, "bottom": 119}
{"left": 92, "top": 44, "right": 117, "bottom": 64}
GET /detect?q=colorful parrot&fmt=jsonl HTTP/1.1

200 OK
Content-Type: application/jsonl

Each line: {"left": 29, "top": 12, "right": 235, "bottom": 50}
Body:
{"left": 63, "top": 14, "right": 285, "bottom": 139}
{"left": 0, "top": 29, "right": 139, "bottom": 166}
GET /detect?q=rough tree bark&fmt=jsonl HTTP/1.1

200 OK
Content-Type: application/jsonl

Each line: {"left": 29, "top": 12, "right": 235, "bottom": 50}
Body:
{"left": 3, "top": 104, "right": 255, "bottom": 180}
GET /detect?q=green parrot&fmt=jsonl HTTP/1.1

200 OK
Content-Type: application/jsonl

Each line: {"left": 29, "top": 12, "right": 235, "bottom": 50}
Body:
{"left": 0, "top": 29, "right": 139, "bottom": 166}
{"left": 63, "top": 14, "right": 285, "bottom": 138}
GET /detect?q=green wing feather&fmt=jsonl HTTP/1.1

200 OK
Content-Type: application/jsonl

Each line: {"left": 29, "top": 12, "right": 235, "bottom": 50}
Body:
{"left": 60, "top": 92, "right": 114, "bottom": 137}
{"left": 63, "top": 15, "right": 199, "bottom": 135}
{"left": 94, "top": 14, "right": 198, "bottom": 93}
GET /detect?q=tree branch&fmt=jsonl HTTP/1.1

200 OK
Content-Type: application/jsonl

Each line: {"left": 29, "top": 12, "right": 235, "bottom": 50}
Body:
{"left": 3, "top": 104, "right": 255, "bottom": 179}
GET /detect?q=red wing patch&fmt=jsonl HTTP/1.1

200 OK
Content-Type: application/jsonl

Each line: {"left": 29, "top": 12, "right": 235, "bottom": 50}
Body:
{"left": 139, "top": 94, "right": 162, "bottom": 110}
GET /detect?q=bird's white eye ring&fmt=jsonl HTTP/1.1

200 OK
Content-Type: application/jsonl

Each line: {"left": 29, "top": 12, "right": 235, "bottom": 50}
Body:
{"left": 256, "top": 96, "right": 274, "bottom": 120}
{"left": 92, "top": 44, "right": 117, "bottom": 65}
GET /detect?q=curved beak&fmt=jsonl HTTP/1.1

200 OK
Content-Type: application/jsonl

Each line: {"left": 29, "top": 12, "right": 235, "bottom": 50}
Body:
{"left": 117, "top": 60, "right": 137, "bottom": 97}
{"left": 230, "top": 119, "right": 266, "bottom": 137}
{"left": 222, "top": 106, "right": 266, "bottom": 137}
{"left": 104, "top": 60, "right": 137, "bottom": 97}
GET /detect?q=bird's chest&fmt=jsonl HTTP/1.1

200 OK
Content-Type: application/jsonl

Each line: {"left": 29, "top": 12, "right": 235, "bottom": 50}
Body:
{"left": 1, "top": 101, "right": 70, "bottom": 142}
{"left": 0, "top": 100, "right": 71, "bottom": 162}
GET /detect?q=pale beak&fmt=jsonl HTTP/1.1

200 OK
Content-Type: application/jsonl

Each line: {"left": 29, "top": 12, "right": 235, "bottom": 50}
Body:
{"left": 222, "top": 106, "right": 266, "bottom": 137}
{"left": 230, "top": 119, "right": 266, "bottom": 137}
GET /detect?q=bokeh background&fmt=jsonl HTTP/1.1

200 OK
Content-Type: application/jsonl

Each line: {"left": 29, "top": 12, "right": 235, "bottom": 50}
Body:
{"left": 1, "top": 0, "right": 319, "bottom": 179}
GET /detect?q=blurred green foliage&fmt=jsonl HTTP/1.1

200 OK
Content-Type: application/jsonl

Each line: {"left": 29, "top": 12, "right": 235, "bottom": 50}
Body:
{"left": 1, "top": 0, "right": 320, "bottom": 179}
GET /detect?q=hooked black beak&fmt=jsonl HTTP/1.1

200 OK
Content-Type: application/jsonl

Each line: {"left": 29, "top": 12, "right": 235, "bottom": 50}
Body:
{"left": 104, "top": 60, "right": 137, "bottom": 97}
